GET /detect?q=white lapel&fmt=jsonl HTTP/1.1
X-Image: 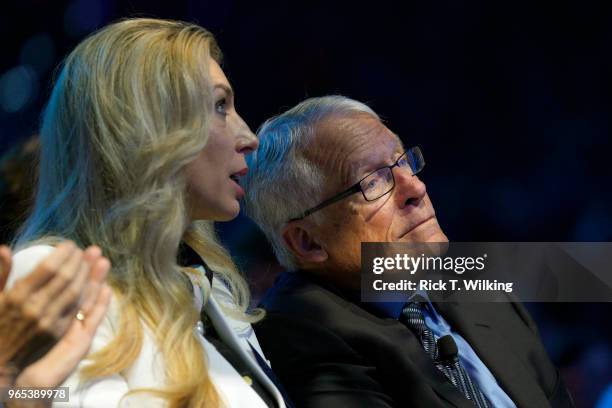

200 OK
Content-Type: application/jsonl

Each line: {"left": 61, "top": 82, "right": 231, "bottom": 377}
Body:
{"left": 204, "top": 278, "right": 286, "bottom": 408}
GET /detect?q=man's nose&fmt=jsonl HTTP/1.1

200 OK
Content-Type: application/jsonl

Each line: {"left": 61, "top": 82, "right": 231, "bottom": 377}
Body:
{"left": 393, "top": 167, "right": 427, "bottom": 208}
{"left": 235, "top": 117, "right": 259, "bottom": 154}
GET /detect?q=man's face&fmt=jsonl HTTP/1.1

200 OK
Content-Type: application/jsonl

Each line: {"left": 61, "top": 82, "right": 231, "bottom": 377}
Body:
{"left": 308, "top": 114, "right": 448, "bottom": 283}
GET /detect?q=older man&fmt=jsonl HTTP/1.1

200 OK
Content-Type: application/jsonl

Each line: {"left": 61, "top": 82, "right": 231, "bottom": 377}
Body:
{"left": 243, "top": 96, "right": 573, "bottom": 408}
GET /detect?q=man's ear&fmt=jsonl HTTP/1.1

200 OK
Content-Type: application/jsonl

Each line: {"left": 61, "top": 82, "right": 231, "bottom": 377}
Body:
{"left": 282, "top": 221, "right": 328, "bottom": 265}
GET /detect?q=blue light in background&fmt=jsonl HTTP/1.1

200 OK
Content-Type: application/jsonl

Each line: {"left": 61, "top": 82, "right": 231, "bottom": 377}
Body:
{"left": 64, "top": 0, "right": 105, "bottom": 37}
{"left": 0, "top": 65, "right": 39, "bottom": 113}
{"left": 595, "top": 383, "right": 612, "bottom": 408}
{"left": 19, "top": 33, "right": 56, "bottom": 75}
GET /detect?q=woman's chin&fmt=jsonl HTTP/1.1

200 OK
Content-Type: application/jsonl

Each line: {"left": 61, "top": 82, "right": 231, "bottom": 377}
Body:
{"left": 211, "top": 210, "right": 239, "bottom": 222}
{"left": 217, "top": 201, "right": 241, "bottom": 222}
{"left": 191, "top": 201, "right": 240, "bottom": 222}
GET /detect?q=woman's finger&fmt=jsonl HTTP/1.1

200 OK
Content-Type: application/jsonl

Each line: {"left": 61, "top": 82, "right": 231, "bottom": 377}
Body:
{"left": 83, "top": 284, "right": 112, "bottom": 335}
{"left": 82, "top": 245, "right": 102, "bottom": 265}
{"left": 68, "top": 245, "right": 104, "bottom": 316}
{"left": 0, "top": 245, "right": 12, "bottom": 291}
{"left": 78, "top": 257, "right": 111, "bottom": 316}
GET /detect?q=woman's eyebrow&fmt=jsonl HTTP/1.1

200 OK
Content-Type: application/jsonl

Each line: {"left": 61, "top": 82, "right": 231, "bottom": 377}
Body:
{"left": 214, "top": 83, "right": 234, "bottom": 96}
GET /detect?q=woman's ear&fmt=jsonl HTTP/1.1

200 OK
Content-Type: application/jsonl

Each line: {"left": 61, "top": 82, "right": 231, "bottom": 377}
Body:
{"left": 281, "top": 221, "right": 328, "bottom": 266}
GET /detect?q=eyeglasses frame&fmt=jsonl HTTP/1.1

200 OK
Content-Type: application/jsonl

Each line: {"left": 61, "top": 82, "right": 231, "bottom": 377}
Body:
{"left": 289, "top": 146, "right": 424, "bottom": 221}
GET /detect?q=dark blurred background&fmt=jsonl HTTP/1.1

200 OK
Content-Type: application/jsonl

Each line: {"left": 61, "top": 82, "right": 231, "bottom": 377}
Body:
{"left": 1, "top": 1, "right": 611, "bottom": 406}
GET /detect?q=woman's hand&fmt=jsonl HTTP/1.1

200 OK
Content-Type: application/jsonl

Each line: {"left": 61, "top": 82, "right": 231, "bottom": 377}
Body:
{"left": 0, "top": 242, "right": 112, "bottom": 390}
{"left": 14, "top": 262, "right": 112, "bottom": 388}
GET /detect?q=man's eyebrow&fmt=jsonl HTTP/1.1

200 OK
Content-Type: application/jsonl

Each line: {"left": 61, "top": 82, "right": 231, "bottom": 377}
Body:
{"left": 352, "top": 155, "right": 388, "bottom": 179}
{"left": 355, "top": 147, "right": 404, "bottom": 176}
{"left": 214, "top": 84, "right": 234, "bottom": 98}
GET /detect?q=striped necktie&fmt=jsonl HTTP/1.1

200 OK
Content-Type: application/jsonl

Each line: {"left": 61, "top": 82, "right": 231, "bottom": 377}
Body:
{"left": 401, "top": 302, "right": 490, "bottom": 408}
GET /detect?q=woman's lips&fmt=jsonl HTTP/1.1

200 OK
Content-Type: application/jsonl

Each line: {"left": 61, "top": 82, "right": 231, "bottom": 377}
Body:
{"left": 229, "top": 167, "right": 248, "bottom": 199}
{"left": 234, "top": 167, "right": 248, "bottom": 177}
{"left": 230, "top": 178, "right": 245, "bottom": 199}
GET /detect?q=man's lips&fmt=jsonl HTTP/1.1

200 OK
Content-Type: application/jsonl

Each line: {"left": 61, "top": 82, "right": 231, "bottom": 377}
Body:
{"left": 399, "top": 214, "right": 435, "bottom": 237}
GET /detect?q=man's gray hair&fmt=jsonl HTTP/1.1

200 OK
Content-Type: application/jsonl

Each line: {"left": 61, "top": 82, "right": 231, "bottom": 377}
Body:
{"left": 242, "top": 95, "right": 379, "bottom": 270}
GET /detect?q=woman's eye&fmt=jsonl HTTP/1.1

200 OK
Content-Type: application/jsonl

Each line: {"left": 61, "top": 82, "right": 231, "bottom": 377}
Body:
{"left": 215, "top": 98, "right": 227, "bottom": 115}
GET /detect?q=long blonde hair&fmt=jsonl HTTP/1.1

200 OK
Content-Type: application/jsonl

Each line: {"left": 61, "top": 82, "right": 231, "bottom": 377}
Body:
{"left": 16, "top": 18, "right": 259, "bottom": 407}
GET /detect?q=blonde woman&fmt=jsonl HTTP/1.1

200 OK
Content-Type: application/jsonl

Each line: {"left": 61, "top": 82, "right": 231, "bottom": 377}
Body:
{"left": 9, "top": 19, "right": 289, "bottom": 407}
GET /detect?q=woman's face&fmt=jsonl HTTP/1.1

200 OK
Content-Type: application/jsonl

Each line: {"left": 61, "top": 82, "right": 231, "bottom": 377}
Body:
{"left": 185, "top": 60, "right": 258, "bottom": 221}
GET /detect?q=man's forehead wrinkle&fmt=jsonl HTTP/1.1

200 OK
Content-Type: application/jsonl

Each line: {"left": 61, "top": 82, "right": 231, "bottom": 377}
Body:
{"left": 339, "top": 119, "right": 397, "bottom": 180}
{"left": 307, "top": 114, "right": 382, "bottom": 188}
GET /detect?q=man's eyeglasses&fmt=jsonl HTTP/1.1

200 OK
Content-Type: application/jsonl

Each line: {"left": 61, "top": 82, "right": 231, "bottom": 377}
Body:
{"left": 289, "top": 146, "right": 425, "bottom": 221}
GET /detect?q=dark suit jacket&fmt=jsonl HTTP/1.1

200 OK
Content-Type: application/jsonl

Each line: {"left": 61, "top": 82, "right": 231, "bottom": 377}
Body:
{"left": 255, "top": 272, "right": 574, "bottom": 408}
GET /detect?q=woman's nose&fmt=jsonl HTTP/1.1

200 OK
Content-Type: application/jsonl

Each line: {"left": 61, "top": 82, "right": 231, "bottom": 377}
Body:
{"left": 235, "top": 118, "right": 258, "bottom": 154}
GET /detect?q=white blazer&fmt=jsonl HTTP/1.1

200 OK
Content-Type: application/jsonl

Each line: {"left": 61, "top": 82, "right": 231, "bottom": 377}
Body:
{"left": 8, "top": 245, "right": 286, "bottom": 408}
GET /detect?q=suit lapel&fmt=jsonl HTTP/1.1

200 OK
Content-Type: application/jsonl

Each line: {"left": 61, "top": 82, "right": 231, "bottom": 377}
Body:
{"left": 204, "top": 293, "right": 287, "bottom": 408}
{"left": 435, "top": 302, "right": 551, "bottom": 408}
